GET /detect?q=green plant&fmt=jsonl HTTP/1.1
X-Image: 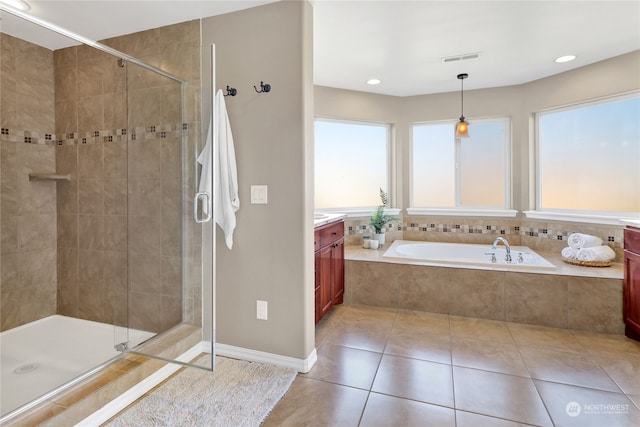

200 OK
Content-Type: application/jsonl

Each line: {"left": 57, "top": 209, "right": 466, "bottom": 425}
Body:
{"left": 370, "top": 188, "right": 399, "bottom": 233}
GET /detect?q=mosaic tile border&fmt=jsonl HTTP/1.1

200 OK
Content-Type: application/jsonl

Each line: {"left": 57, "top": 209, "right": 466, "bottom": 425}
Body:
{"left": 0, "top": 128, "right": 56, "bottom": 146}
{"left": 0, "top": 123, "right": 190, "bottom": 146}
{"left": 346, "top": 220, "right": 624, "bottom": 248}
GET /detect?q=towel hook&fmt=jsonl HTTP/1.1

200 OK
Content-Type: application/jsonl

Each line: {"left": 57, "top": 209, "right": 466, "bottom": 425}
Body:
{"left": 253, "top": 81, "right": 271, "bottom": 94}
{"left": 224, "top": 85, "right": 237, "bottom": 97}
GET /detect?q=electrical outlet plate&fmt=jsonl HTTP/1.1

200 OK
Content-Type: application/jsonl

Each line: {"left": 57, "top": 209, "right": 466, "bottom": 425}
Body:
{"left": 256, "top": 300, "right": 268, "bottom": 320}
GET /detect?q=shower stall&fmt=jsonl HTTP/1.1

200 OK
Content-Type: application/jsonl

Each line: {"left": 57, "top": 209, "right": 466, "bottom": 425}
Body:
{"left": 0, "top": 8, "right": 213, "bottom": 423}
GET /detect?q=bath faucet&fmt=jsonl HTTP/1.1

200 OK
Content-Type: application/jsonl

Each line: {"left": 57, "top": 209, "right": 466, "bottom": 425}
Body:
{"left": 492, "top": 237, "right": 512, "bottom": 262}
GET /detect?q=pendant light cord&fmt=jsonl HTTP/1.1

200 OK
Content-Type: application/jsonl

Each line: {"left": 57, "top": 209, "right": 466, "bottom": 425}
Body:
{"left": 460, "top": 78, "right": 464, "bottom": 118}
{"left": 457, "top": 73, "right": 468, "bottom": 119}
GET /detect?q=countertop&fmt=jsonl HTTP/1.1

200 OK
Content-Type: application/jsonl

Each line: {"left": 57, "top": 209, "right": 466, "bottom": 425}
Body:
{"left": 345, "top": 244, "right": 623, "bottom": 280}
{"left": 314, "top": 213, "right": 346, "bottom": 228}
{"left": 621, "top": 219, "right": 640, "bottom": 227}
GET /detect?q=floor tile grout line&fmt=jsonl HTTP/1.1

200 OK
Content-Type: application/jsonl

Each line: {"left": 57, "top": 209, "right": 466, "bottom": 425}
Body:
{"left": 455, "top": 407, "right": 542, "bottom": 427}
{"left": 533, "top": 377, "right": 632, "bottom": 397}
{"left": 509, "top": 320, "right": 633, "bottom": 408}
{"left": 512, "top": 331, "right": 630, "bottom": 397}
{"left": 313, "top": 305, "right": 640, "bottom": 426}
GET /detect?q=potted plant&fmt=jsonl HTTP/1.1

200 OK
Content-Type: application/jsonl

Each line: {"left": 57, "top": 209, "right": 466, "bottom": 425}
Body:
{"left": 370, "top": 188, "right": 398, "bottom": 245}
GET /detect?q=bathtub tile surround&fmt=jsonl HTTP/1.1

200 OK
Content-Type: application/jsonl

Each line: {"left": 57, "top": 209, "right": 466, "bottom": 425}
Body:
{"left": 341, "top": 211, "right": 627, "bottom": 334}
{"left": 345, "top": 252, "right": 625, "bottom": 334}
{"left": 505, "top": 272, "right": 569, "bottom": 329}
{"left": 398, "top": 265, "right": 450, "bottom": 314}
{"left": 344, "top": 215, "right": 625, "bottom": 261}
{"left": 449, "top": 269, "right": 506, "bottom": 321}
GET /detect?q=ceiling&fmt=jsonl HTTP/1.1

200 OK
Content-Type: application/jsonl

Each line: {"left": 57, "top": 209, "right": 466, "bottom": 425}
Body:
{"left": 1, "top": 0, "right": 639, "bottom": 96}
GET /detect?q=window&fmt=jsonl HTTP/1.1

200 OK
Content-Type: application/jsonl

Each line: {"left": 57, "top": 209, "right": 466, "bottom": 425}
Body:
{"left": 411, "top": 118, "right": 511, "bottom": 210}
{"left": 536, "top": 94, "right": 640, "bottom": 217}
{"left": 314, "top": 119, "right": 390, "bottom": 209}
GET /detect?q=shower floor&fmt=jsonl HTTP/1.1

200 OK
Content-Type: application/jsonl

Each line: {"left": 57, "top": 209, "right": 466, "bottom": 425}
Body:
{"left": 0, "top": 315, "right": 154, "bottom": 418}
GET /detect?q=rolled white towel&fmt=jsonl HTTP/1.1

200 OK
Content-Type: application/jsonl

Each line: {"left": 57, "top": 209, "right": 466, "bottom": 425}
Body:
{"left": 576, "top": 245, "right": 615, "bottom": 262}
{"left": 568, "top": 233, "right": 603, "bottom": 249}
{"left": 561, "top": 246, "right": 579, "bottom": 260}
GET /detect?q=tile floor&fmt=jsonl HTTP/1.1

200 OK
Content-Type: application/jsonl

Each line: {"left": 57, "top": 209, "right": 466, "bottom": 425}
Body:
{"left": 264, "top": 304, "right": 640, "bottom": 427}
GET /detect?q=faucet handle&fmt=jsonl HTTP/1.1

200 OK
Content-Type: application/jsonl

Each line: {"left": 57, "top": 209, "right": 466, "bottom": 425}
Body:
{"left": 485, "top": 252, "right": 497, "bottom": 263}
{"left": 505, "top": 253, "right": 512, "bottom": 262}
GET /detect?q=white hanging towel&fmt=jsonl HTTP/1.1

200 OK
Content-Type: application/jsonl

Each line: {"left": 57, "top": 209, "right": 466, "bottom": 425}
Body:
{"left": 197, "top": 89, "right": 240, "bottom": 249}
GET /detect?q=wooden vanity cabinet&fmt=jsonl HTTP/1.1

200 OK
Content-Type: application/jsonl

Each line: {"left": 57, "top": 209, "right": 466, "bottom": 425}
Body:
{"left": 624, "top": 226, "right": 640, "bottom": 341}
{"left": 314, "top": 220, "right": 345, "bottom": 323}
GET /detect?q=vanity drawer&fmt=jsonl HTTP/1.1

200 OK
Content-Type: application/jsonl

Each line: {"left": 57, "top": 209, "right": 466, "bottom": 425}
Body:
{"left": 319, "top": 221, "right": 344, "bottom": 247}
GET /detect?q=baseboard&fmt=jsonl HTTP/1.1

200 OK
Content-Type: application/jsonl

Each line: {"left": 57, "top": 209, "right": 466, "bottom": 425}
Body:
{"left": 74, "top": 342, "right": 207, "bottom": 427}
{"left": 216, "top": 343, "right": 317, "bottom": 373}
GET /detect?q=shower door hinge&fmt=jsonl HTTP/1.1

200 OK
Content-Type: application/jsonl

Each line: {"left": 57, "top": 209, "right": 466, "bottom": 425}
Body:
{"left": 114, "top": 341, "right": 130, "bottom": 352}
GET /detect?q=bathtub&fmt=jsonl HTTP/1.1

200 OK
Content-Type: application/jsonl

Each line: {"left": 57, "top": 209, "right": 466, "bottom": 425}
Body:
{"left": 383, "top": 240, "right": 556, "bottom": 270}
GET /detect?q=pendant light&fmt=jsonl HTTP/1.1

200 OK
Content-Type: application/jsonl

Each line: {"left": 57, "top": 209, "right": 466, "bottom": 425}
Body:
{"left": 455, "top": 73, "right": 469, "bottom": 138}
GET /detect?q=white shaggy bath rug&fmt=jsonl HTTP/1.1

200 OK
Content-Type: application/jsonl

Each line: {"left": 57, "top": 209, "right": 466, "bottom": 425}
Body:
{"left": 106, "top": 355, "right": 297, "bottom": 427}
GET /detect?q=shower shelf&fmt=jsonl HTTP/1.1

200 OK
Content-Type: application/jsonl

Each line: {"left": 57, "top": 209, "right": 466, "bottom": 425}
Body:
{"left": 28, "top": 173, "right": 71, "bottom": 182}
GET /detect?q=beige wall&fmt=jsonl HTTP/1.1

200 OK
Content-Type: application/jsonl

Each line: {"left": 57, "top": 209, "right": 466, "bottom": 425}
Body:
{"left": 1, "top": 34, "right": 57, "bottom": 331}
{"left": 202, "top": 0, "right": 315, "bottom": 360}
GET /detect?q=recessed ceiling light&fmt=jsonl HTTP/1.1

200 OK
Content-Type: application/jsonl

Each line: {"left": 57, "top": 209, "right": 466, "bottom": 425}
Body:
{"left": 366, "top": 78, "right": 381, "bottom": 85}
{"left": 0, "top": 0, "right": 31, "bottom": 10}
{"left": 555, "top": 55, "right": 576, "bottom": 63}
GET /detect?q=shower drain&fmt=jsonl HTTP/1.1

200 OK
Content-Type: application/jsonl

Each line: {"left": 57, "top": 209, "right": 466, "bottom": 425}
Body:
{"left": 14, "top": 363, "right": 39, "bottom": 374}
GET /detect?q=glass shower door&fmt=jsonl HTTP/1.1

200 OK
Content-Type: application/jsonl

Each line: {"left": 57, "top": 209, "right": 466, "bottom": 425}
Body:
{"left": 119, "top": 61, "right": 213, "bottom": 369}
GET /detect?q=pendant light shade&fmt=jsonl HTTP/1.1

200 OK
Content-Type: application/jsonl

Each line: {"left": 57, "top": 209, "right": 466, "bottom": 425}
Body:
{"left": 455, "top": 73, "right": 469, "bottom": 138}
{"left": 455, "top": 118, "right": 469, "bottom": 138}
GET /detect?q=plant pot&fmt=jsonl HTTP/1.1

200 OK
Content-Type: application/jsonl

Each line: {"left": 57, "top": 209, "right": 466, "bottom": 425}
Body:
{"left": 374, "top": 233, "right": 385, "bottom": 245}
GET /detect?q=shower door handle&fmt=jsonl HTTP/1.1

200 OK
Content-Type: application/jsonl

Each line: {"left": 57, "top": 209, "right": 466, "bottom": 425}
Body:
{"left": 194, "top": 192, "right": 212, "bottom": 223}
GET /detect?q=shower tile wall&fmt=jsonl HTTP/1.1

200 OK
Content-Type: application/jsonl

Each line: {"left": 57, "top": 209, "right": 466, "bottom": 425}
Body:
{"left": 1, "top": 21, "right": 202, "bottom": 333}
{"left": 54, "top": 20, "right": 202, "bottom": 333}
{"left": 105, "top": 20, "right": 203, "bottom": 331}
{"left": 53, "top": 44, "right": 129, "bottom": 327}
{"left": 1, "top": 34, "right": 57, "bottom": 331}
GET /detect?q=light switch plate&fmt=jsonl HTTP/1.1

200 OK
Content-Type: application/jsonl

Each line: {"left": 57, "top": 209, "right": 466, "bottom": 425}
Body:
{"left": 251, "top": 185, "right": 268, "bottom": 204}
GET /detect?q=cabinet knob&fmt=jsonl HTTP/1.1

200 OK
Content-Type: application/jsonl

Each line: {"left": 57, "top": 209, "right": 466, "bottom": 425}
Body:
{"left": 331, "top": 232, "right": 337, "bottom": 236}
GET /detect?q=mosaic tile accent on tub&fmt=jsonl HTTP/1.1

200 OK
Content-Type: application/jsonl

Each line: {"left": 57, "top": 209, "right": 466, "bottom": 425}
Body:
{"left": 345, "top": 218, "right": 624, "bottom": 248}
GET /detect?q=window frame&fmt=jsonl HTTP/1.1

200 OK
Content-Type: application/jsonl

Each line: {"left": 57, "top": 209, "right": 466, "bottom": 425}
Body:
{"left": 314, "top": 117, "right": 394, "bottom": 214}
{"left": 529, "top": 92, "right": 640, "bottom": 224}
{"left": 408, "top": 117, "right": 515, "bottom": 217}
